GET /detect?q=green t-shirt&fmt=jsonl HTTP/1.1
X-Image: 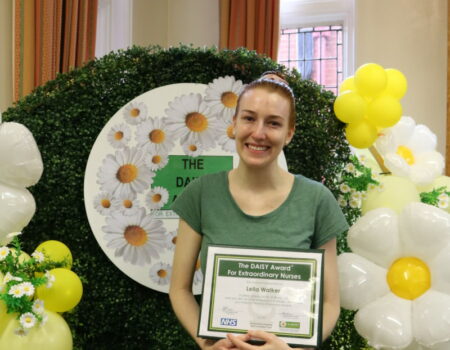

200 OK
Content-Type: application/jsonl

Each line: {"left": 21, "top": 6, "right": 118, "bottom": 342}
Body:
{"left": 171, "top": 171, "right": 348, "bottom": 273}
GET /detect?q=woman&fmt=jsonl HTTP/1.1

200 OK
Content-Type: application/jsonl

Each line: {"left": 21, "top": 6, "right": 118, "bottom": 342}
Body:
{"left": 169, "top": 79, "right": 348, "bottom": 350}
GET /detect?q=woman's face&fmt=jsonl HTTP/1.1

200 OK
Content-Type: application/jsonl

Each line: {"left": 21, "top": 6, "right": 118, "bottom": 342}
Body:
{"left": 233, "top": 87, "right": 294, "bottom": 170}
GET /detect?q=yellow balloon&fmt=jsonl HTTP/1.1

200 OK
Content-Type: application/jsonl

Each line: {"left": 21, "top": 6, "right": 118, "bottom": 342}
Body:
{"left": 384, "top": 68, "right": 408, "bottom": 99}
{"left": 367, "top": 94, "right": 402, "bottom": 128}
{"left": 0, "top": 311, "right": 72, "bottom": 350}
{"left": 362, "top": 175, "right": 420, "bottom": 214}
{"left": 345, "top": 119, "right": 378, "bottom": 149}
{"left": 36, "top": 268, "right": 83, "bottom": 313}
{"left": 339, "top": 76, "right": 356, "bottom": 93}
{"left": 354, "top": 63, "right": 387, "bottom": 97}
{"left": 334, "top": 91, "right": 367, "bottom": 123}
{"left": 36, "top": 240, "right": 72, "bottom": 269}
{"left": 387, "top": 257, "right": 430, "bottom": 300}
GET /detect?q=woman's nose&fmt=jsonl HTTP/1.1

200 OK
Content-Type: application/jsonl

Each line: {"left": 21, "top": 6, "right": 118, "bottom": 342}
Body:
{"left": 251, "top": 121, "right": 266, "bottom": 139}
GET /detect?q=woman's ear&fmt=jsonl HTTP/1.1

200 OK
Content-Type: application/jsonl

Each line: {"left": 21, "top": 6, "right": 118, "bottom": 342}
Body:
{"left": 286, "top": 126, "right": 295, "bottom": 145}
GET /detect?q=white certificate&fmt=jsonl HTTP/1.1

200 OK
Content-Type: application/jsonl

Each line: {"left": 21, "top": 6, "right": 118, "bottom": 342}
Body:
{"left": 198, "top": 245, "right": 324, "bottom": 348}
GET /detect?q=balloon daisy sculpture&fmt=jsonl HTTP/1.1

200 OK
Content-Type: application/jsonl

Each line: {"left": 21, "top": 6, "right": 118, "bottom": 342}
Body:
{"left": 334, "top": 66, "right": 450, "bottom": 349}
{"left": 0, "top": 112, "right": 82, "bottom": 350}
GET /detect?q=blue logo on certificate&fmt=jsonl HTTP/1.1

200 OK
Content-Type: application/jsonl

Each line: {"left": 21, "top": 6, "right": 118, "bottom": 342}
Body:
{"left": 220, "top": 318, "right": 238, "bottom": 326}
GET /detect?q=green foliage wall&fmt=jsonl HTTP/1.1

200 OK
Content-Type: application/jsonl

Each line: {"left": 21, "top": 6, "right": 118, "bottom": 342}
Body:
{"left": 3, "top": 46, "right": 361, "bottom": 349}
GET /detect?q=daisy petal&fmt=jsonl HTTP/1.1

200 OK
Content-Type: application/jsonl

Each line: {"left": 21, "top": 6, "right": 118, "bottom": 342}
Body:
{"left": 355, "top": 293, "right": 413, "bottom": 349}
{"left": 413, "top": 290, "right": 450, "bottom": 347}
{"left": 348, "top": 207, "right": 401, "bottom": 268}
{"left": 399, "top": 203, "right": 450, "bottom": 261}
{"left": 407, "top": 124, "right": 437, "bottom": 154}
{"left": 338, "top": 253, "right": 389, "bottom": 310}
{"left": 384, "top": 153, "right": 411, "bottom": 176}
{"left": 429, "top": 243, "right": 450, "bottom": 295}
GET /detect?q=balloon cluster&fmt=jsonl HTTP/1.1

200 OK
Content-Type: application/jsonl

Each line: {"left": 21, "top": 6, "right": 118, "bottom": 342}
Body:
{"left": 334, "top": 63, "right": 407, "bottom": 149}
{"left": 0, "top": 240, "right": 82, "bottom": 350}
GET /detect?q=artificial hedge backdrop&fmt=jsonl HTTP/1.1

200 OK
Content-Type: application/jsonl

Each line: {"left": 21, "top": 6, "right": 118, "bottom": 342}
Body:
{"left": 3, "top": 45, "right": 366, "bottom": 349}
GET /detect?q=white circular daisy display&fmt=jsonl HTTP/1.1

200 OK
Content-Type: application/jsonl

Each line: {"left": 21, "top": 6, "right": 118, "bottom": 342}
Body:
{"left": 102, "top": 208, "right": 166, "bottom": 266}
{"left": 136, "top": 117, "right": 175, "bottom": 154}
{"left": 85, "top": 80, "right": 288, "bottom": 293}
{"left": 123, "top": 101, "right": 148, "bottom": 125}
{"left": 204, "top": 75, "right": 244, "bottom": 121}
{"left": 149, "top": 262, "right": 172, "bottom": 285}
{"left": 107, "top": 123, "right": 131, "bottom": 149}
{"left": 339, "top": 202, "right": 450, "bottom": 349}
{"left": 216, "top": 118, "right": 236, "bottom": 153}
{"left": 376, "top": 116, "right": 445, "bottom": 186}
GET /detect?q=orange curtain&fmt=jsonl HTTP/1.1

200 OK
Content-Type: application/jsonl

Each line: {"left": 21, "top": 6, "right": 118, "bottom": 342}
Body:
{"left": 14, "top": 0, "right": 98, "bottom": 101}
{"left": 219, "top": 0, "right": 280, "bottom": 60}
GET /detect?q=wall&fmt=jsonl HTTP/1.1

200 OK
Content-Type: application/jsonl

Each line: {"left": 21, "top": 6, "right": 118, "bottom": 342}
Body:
{"left": 0, "top": 1, "right": 13, "bottom": 112}
{"left": 132, "top": 0, "right": 168, "bottom": 47}
{"left": 356, "top": 0, "right": 447, "bottom": 154}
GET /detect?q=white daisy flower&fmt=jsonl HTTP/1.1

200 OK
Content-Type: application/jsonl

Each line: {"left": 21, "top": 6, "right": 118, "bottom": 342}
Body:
{"left": 194, "top": 258, "right": 203, "bottom": 285}
{"left": 45, "top": 270, "right": 55, "bottom": 288}
{"left": 9, "top": 284, "right": 25, "bottom": 298}
{"left": 351, "top": 192, "right": 363, "bottom": 201}
{"left": 339, "top": 203, "right": 450, "bottom": 349}
{"left": 204, "top": 76, "right": 244, "bottom": 121}
{"left": 367, "top": 183, "right": 377, "bottom": 191}
{"left": 149, "top": 262, "right": 172, "bottom": 285}
{"left": 338, "top": 196, "right": 347, "bottom": 208}
{"left": 19, "top": 282, "right": 35, "bottom": 297}
{"left": 349, "top": 198, "right": 361, "bottom": 209}
{"left": 102, "top": 208, "right": 167, "bottom": 266}
{"left": 93, "top": 192, "right": 115, "bottom": 216}
{"left": 14, "top": 328, "right": 29, "bottom": 337}
{"left": 136, "top": 117, "right": 175, "bottom": 155}
{"left": 146, "top": 152, "right": 169, "bottom": 172}
{"left": 107, "top": 123, "right": 131, "bottom": 149}
{"left": 111, "top": 192, "right": 140, "bottom": 216}
{"left": 123, "top": 101, "right": 148, "bottom": 125}
{"left": 0, "top": 246, "right": 10, "bottom": 261}
{"left": 6, "top": 231, "right": 22, "bottom": 238}
{"left": 40, "top": 312, "right": 48, "bottom": 326}
{"left": 438, "top": 193, "right": 449, "bottom": 201}
{"left": 165, "top": 93, "right": 221, "bottom": 150}
{"left": 31, "top": 251, "right": 45, "bottom": 263}
{"left": 216, "top": 118, "right": 236, "bottom": 153}
{"left": 339, "top": 183, "right": 351, "bottom": 193}
{"left": 377, "top": 183, "right": 385, "bottom": 192}
{"left": 19, "top": 312, "right": 37, "bottom": 329}
{"left": 375, "top": 116, "right": 445, "bottom": 185}
{"left": 182, "top": 140, "right": 203, "bottom": 158}
{"left": 165, "top": 230, "right": 177, "bottom": 251}
{"left": 438, "top": 198, "right": 449, "bottom": 209}
{"left": 32, "top": 299, "right": 45, "bottom": 314}
{"left": 146, "top": 186, "right": 169, "bottom": 210}
{"left": 345, "top": 163, "right": 356, "bottom": 173}
{"left": 97, "top": 147, "right": 155, "bottom": 198}
{"left": 4, "top": 272, "right": 22, "bottom": 283}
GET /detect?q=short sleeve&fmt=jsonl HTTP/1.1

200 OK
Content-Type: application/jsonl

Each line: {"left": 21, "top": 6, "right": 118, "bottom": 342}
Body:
{"left": 170, "top": 177, "right": 203, "bottom": 234}
{"left": 312, "top": 185, "right": 349, "bottom": 248}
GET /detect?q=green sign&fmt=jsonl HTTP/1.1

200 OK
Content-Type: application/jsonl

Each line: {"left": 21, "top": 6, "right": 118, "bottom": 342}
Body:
{"left": 152, "top": 155, "right": 233, "bottom": 210}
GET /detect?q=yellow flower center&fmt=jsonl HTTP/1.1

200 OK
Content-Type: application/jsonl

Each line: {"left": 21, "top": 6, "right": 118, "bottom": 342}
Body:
{"left": 396, "top": 145, "right": 415, "bottom": 165}
{"left": 130, "top": 108, "right": 140, "bottom": 117}
{"left": 149, "top": 129, "right": 165, "bottom": 144}
{"left": 114, "top": 131, "right": 124, "bottom": 140}
{"left": 116, "top": 164, "right": 138, "bottom": 183}
{"left": 387, "top": 257, "right": 431, "bottom": 300}
{"left": 186, "top": 112, "right": 208, "bottom": 132}
{"left": 226, "top": 124, "right": 235, "bottom": 139}
{"left": 221, "top": 91, "right": 238, "bottom": 108}
{"left": 195, "top": 259, "right": 201, "bottom": 270}
{"left": 124, "top": 225, "right": 148, "bottom": 246}
{"left": 152, "top": 194, "right": 162, "bottom": 203}
{"left": 172, "top": 236, "right": 177, "bottom": 245}
{"left": 123, "top": 199, "right": 133, "bottom": 208}
{"left": 189, "top": 145, "right": 197, "bottom": 152}
{"left": 157, "top": 269, "right": 167, "bottom": 278}
{"left": 152, "top": 155, "right": 162, "bottom": 164}
{"left": 101, "top": 199, "right": 111, "bottom": 208}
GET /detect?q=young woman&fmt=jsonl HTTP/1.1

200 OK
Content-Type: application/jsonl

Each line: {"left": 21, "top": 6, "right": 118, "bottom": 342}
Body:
{"left": 169, "top": 79, "right": 348, "bottom": 350}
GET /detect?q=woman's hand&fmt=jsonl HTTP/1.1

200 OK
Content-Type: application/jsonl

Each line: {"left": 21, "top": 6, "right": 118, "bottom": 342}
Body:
{"left": 226, "top": 330, "right": 293, "bottom": 350}
{"left": 202, "top": 334, "right": 251, "bottom": 350}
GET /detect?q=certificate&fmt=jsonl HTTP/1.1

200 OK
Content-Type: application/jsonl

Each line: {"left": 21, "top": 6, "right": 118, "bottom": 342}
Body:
{"left": 198, "top": 245, "right": 324, "bottom": 348}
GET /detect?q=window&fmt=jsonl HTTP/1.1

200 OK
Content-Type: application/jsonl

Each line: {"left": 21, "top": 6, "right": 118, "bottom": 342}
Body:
{"left": 278, "top": 0, "right": 355, "bottom": 94}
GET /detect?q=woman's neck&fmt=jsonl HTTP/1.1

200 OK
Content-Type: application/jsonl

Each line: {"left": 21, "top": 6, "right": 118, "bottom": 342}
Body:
{"left": 230, "top": 163, "right": 290, "bottom": 190}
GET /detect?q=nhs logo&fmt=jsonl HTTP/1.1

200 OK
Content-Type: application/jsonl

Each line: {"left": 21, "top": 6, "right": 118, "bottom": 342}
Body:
{"left": 220, "top": 318, "right": 238, "bottom": 326}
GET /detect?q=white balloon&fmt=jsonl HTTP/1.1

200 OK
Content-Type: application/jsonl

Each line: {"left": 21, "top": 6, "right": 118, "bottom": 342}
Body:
{"left": 429, "top": 243, "right": 450, "bottom": 295}
{"left": 348, "top": 207, "right": 400, "bottom": 268}
{"left": 338, "top": 253, "right": 389, "bottom": 310}
{"left": 0, "top": 183, "right": 36, "bottom": 244}
{"left": 398, "top": 203, "right": 450, "bottom": 262}
{"left": 412, "top": 290, "right": 450, "bottom": 347}
{"left": 355, "top": 293, "right": 413, "bottom": 349}
{"left": 0, "top": 122, "right": 43, "bottom": 188}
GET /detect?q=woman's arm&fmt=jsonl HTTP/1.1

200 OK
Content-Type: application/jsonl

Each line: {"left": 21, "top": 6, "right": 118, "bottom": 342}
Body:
{"left": 319, "top": 237, "right": 340, "bottom": 340}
